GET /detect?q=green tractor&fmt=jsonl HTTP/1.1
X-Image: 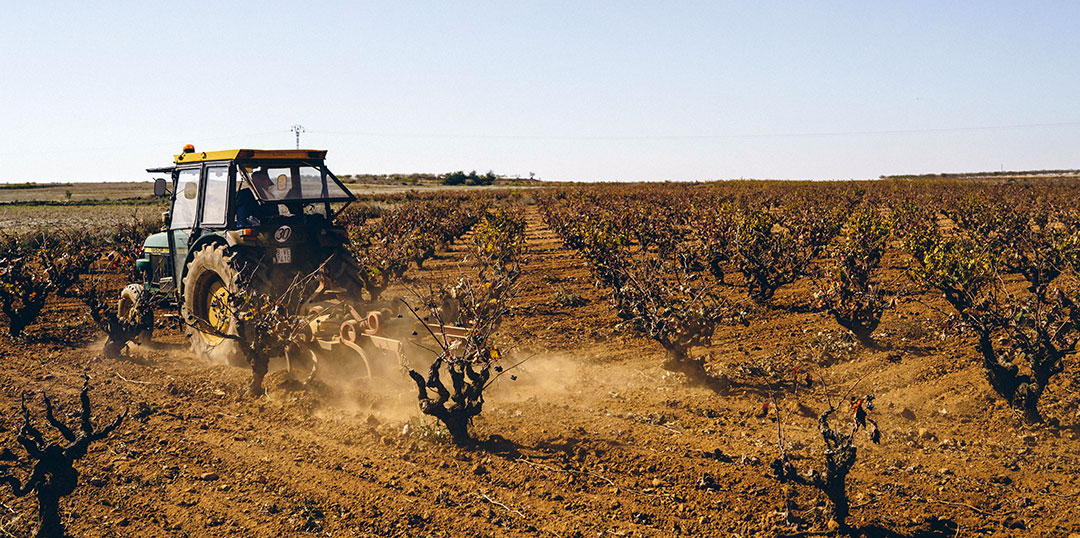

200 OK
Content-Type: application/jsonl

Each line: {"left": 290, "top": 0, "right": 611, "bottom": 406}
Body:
{"left": 130, "top": 146, "right": 410, "bottom": 374}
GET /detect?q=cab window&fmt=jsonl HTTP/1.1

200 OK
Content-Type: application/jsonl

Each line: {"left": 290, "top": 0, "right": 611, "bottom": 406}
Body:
{"left": 171, "top": 168, "right": 200, "bottom": 229}
{"left": 201, "top": 166, "right": 229, "bottom": 226}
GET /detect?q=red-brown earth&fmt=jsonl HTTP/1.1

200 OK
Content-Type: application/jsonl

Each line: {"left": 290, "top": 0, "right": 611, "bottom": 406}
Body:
{"left": 1, "top": 206, "right": 1079, "bottom": 537}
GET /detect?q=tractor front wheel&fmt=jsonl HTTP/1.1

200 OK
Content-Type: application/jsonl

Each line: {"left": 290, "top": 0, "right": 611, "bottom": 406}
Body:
{"left": 182, "top": 244, "right": 247, "bottom": 367}
{"left": 117, "top": 283, "right": 153, "bottom": 345}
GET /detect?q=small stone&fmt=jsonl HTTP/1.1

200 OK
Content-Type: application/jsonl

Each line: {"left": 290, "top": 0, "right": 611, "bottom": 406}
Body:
{"left": 473, "top": 463, "right": 488, "bottom": 475}
{"left": 918, "top": 428, "right": 934, "bottom": 440}
{"left": 899, "top": 408, "right": 916, "bottom": 421}
{"left": 651, "top": 478, "right": 662, "bottom": 487}
{"left": 199, "top": 472, "right": 219, "bottom": 481}
{"left": 88, "top": 477, "right": 107, "bottom": 487}
{"left": 696, "top": 473, "right": 719, "bottom": 491}
{"left": 1005, "top": 517, "right": 1026, "bottom": 530}
{"left": 1020, "top": 433, "right": 1036, "bottom": 445}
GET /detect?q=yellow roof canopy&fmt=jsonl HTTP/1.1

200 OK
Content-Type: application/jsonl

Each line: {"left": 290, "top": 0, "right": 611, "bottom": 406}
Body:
{"left": 173, "top": 149, "right": 327, "bottom": 164}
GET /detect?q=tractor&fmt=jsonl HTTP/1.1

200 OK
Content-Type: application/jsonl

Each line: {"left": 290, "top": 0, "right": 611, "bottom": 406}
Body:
{"left": 124, "top": 146, "right": 448, "bottom": 382}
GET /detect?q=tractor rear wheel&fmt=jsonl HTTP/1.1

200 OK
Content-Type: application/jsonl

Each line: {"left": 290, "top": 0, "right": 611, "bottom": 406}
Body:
{"left": 182, "top": 244, "right": 247, "bottom": 367}
{"left": 324, "top": 247, "right": 367, "bottom": 301}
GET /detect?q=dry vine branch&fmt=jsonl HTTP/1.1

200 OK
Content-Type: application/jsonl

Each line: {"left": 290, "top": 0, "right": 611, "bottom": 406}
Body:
{"left": 904, "top": 219, "right": 1080, "bottom": 424}
{"left": 405, "top": 208, "right": 526, "bottom": 445}
{"left": 769, "top": 382, "right": 881, "bottom": 532}
{"left": 816, "top": 207, "right": 892, "bottom": 348}
{"left": 0, "top": 377, "right": 125, "bottom": 538}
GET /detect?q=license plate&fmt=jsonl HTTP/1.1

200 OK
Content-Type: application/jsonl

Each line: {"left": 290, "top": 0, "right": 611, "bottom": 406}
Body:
{"left": 274, "top": 247, "right": 292, "bottom": 264}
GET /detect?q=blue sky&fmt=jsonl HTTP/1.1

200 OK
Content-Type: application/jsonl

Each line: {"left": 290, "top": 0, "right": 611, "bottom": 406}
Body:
{"left": 1, "top": 1, "right": 1078, "bottom": 182}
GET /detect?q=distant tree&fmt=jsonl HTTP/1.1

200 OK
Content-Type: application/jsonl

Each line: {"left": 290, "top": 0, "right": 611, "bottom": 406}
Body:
{"left": 441, "top": 170, "right": 497, "bottom": 186}
{"left": 443, "top": 171, "right": 467, "bottom": 186}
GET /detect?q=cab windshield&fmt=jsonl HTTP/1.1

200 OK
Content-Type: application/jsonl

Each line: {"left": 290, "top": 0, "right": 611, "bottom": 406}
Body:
{"left": 238, "top": 162, "right": 352, "bottom": 203}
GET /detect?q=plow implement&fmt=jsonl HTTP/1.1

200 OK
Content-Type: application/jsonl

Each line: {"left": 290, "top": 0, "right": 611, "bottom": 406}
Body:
{"left": 281, "top": 279, "right": 469, "bottom": 384}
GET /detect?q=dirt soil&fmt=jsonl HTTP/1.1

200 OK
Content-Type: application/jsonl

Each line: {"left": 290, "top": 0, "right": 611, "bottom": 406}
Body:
{"left": 1, "top": 207, "right": 1079, "bottom": 537}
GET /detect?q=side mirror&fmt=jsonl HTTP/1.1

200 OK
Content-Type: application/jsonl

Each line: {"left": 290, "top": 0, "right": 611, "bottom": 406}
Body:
{"left": 276, "top": 174, "right": 289, "bottom": 191}
{"left": 153, "top": 177, "right": 168, "bottom": 197}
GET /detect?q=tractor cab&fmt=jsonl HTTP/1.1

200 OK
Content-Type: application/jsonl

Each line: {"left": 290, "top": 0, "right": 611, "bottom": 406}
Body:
{"left": 140, "top": 147, "right": 356, "bottom": 302}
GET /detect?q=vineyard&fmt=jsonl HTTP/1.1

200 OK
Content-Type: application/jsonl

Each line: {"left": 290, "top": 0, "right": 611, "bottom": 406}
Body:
{"left": 1, "top": 179, "right": 1080, "bottom": 537}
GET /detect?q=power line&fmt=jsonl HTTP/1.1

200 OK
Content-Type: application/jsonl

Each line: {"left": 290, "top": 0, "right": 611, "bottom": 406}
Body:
{"left": 0, "top": 130, "right": 291, "bottom": 157}
{"left": 3, "top": 119, "right": 1077, "bottom": 159}
{"left": 309, "top": 120, "right": 1080, "bottom": 141}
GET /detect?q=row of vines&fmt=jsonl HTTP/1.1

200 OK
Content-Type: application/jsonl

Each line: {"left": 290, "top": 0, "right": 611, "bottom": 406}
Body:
{"left": 538, "top": 180, "right": 1080, "bottom": 424}
{"left": 535, "top": 179, "right": 1080, "bottom": 529}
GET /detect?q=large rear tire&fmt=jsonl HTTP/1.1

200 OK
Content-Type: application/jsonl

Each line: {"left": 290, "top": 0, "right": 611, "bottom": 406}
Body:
{"left": 324, "top": 248, "right": 367, "bottom": 301}
{"left": 182, "top": 244, "right": 248, "bottom": 367}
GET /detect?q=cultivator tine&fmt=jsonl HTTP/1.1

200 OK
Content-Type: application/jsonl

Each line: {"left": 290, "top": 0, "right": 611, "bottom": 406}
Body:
{"left": 285, "top": 341, "right": 321, "bottom": 385}
{"left": 284, "top": 320, "right": 318, "bottom": 382}
{"left": 339, "top": 334, "right": 373, "bottom": 381}
{"left": 364, "top": 334, "right": 407, "bottom": 370}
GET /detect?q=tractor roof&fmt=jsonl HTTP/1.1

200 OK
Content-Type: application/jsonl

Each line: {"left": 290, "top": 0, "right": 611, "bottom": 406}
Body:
{"left": 173, "top": 149, "right": 328, "bottom": 164}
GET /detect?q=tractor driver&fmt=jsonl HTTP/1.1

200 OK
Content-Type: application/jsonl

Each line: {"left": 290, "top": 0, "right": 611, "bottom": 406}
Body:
{"left": 236, "top": 168, "right": 275, "bottom": 226}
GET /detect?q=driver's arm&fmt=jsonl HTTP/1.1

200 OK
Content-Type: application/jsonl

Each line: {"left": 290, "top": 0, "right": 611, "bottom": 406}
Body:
{"left": 236, "top": 188, "right": 259, "bottom": 226}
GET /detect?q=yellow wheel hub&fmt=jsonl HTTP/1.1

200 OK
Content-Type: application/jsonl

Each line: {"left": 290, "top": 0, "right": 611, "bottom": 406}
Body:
{"left": 200, "top": 280, "right": 230, "bottom": 345}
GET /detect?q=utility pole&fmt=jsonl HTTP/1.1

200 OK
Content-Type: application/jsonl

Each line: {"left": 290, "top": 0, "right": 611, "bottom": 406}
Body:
{"left": 291, "top": 124, "right": 305, "bottom": 149}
